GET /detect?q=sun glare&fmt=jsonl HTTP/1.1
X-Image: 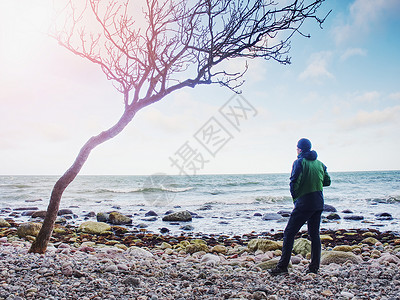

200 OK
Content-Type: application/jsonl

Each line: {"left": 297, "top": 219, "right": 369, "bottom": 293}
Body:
{"left": 0, "top": 1, "right": 53, "bottom": 67}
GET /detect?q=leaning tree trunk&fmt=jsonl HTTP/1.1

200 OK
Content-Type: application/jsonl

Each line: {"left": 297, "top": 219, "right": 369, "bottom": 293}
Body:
{"left": 29, "top": 107, "right": 136, "bottom": 253}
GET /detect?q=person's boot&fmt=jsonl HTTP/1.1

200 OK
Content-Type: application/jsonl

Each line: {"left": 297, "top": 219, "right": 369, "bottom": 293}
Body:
{"left": 268, "top": 265, "right": 288, "bottom": 276}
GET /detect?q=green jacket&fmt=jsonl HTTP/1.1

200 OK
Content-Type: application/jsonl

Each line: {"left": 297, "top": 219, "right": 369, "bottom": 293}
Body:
{"left": 290, "top": 150, "right": 331, "bottom": 207}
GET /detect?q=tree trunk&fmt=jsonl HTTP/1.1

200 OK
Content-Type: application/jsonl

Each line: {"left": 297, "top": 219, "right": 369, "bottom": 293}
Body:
{"left": 29, "top": 107, "right": 136, "bottom": 253}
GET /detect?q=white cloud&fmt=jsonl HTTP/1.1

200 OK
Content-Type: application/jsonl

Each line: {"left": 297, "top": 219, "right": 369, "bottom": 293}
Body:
{"left": 354, "top": 91, "right": 380, "bottom": 103}
{"left": 389, "top": 92, "right": 400, "bottom": 100}
{"left": 299, "top": 52, "right": 334, "bottom": 82}
{"left": 340, "top": 48, "right": 367, "bottom": 61}
{"left": 339, "top": 105, "right": 400, "bottom": 130}
{"left": 333, "top": 0, "right": 400, "bottom": 45}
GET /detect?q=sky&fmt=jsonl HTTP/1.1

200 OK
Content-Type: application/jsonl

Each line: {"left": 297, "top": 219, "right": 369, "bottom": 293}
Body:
{"left": 0, "top": 0, "right": 399, "bottom": 176}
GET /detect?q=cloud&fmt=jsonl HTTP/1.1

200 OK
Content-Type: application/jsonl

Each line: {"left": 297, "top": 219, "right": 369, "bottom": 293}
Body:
{"left": 340, "top": 48, "right": 367, "bottom": 61}
{"left": 339, "top": 105, "right": 400, "bottom": 130}
{"left": 354, "top": 91, "right": 380, "bottom": 103}
{"left": 299, "top": 52, "right": 334, "bottom": 82}
{"left": 389, "top": 92, "right": 400, "bottom": 100}
{"left": 333, "top": 0, "right": 400, "bottom": 45}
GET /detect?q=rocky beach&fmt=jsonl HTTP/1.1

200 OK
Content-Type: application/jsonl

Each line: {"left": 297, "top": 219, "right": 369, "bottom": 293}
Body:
{"left": 1, "top": 212, "right": 400, "bottom": 300}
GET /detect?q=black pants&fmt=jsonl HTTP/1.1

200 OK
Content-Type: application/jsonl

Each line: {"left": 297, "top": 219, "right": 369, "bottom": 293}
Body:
{"left": 277, "top": 207, "right": 323, "bottom": 270}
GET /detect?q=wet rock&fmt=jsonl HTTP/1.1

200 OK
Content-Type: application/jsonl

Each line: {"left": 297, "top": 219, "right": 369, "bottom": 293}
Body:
{"left": 248, "top": 239, "right": 281, "bottom": 252}
{"left": 31, "top": 211, "right": 47, "bottom": 218}
{"left": 375, "top": 212, "right": 393, "bottom": 221}
{"left": 21, "top": 211, "right": 36, "bottom": 216}
{"left": 96, "top": 212, "right": 110, "bottom": 222}
{"left": 58, "top": 209, "right": 73, "bottom": 216}
{"left": 343, "top": 215, "right": 364, "bottom": 220}
{"left": 16, "top": 222, "right": 42, "bottom": 238}
{"left": 321, "top": 250, "right": 362, "bottom": 265}
{"left": 326, "top": 213, "right": 341, "bottom": 220}
{"left": 141, "top": 217, "right": 157, "bottom": 222}
{"left": 25, "top": 199, "right": 42, "bottom": 203}
{"left": 253, "top": 212, "right": 262, "bottom": 217}
{"left": 109, "top": 212, "right": 132, "bottom": 225}
{"left": 84, "top": 211, "right": 96, "bottom": 217}
{"left": 180, "top": 225, "right": 194, "bottom": 231}
{"left": 162, "top": 210, "right": 192, "bottom": 222}
{"left": 78, "top": 221, "right": 111, "bottom": 235}
{"left": 13, "top": 207, "right": 39, "bottom": 211}
{"left": 198, "top": 204, "right": 213, "bottom": 211}
{"left": 261, "top": 213, "right": 282, "bottom": 221}
{"left": 323, "top": 204, "right": 337, "bottom": 212}
{"left": 160, "top": 227, "right": 170, "bottom": 233}
{"left": 145, "top": 210, "right": 158, "bottom": 217}
{"left": 342, "top": 209, "right": 353, "bottom": 213}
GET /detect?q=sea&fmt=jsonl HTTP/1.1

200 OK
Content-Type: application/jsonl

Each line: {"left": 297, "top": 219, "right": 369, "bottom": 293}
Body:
{"left": 1, "top": 171, "right": 399, "bottom": 236}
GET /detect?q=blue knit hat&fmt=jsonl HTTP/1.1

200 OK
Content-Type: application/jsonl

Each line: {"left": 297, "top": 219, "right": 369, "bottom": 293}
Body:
{"left": 297, "top": 138, "right": 312, "bottom": 151}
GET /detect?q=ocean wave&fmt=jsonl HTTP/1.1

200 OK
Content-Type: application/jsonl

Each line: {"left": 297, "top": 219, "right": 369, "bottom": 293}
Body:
{"left": 254, "top": 195, "right": 292, "bottom": 203}
{"left": 92, "top": 186, "right": 194, "bottom": 194}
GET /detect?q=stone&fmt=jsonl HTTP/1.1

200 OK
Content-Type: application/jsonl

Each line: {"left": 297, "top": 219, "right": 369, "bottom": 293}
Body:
{"left": 200, "top": 253, "right": 220, "bottom": 265}
{"left": 31, "top": 211, "right": 47, "bottom": 218}
{"left": 378, "top": 253, "right": 400, "bottom": 264}
{"left": 343, "top": 215, "right": 364, "bottom": 220}
{"left": 145, "top": 210, "right": 158, "bottom": 217}
{"left": 261, "top": 213, "right": 282, "bottom": 221}
{"left": 162, "top": 210, "right": 192, "bottom": 222}
{"left": 17, "top": 222, "right": 42, "bottom": 238}
{"left": 256, "top": 258, "right": 291, "bottom": 270}
{"left": 122, "top": 276, "right": 141, "bottom": 287}
{"left": 109, "top": 211, "right": 132, "bottom": 225}
{"left": 361, "top": 237, "right": 379, "bottom": 245}
{"left": 321, "top": 251, "right": 362, "bottom": 265}
{"left": 78, "top": 221, "right": 111, "bottom": 235}
{"left": 128, "top": 246, "right": 154, "bottom": 258}
{"left": 375, "top": 212, "right": 393, "bottom": 221}
{"left": 342, "top": 209, "right": 353, "bottom": 213}
{"left": 185, "top": 243, "right": 209, "bottom": 254}
{"left": 13, "top": 207, "right": 39, "bottom": 211}
{"left": 0, "top": 218, "right": 11, "bottom": 227}
{"left": 211, "top": 245, "right": 227, "bottom": 254}
{"left": 96, "top": 212, "right": 110, "bottom": 222}
{"left": 248, "top": 239, "right": 281, "bottom": 252}
{"left": 320, "top": 234, "right": 333, "bottom": 241}
{"left": 293, "top": 238, "right": 311, "bottom": 257}
{"left": 58, "top": 209, "right": 73, "bottom": 215}
{"left": 247, "top": 239, "right": 282, "bottom": 252}
{"left": 323, "top": 204, "right": 337, "bottom": 212}
{"left": 180, "top": 225, "right": 194, "bottom": 231}
{"left": 332, "top": 245, "right": 353, "bottom": 252}
{"left": 326, "top": 213, "right": 341, "bottom": 220}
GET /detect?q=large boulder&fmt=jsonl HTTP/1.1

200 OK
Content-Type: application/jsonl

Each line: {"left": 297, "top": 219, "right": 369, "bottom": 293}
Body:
{"left": 293, "top": 238, "right": 311, "bottom": 257}
{"left": 162, "top": 210, "right": 192, "bottom": 222}
{"left": 17, "top": 222, "right": 42, "bottom": 238}
{"left": 247, "top": 239, "right": 281, "bottom": 252}
{"left": 78, "top": 221, "right": 111, "bottom": 235}
{"left": 321, "top": 251, "right": 362, "bottom": 265}
{"left": 109, "top": 212, "right": 132, "bottom": 225}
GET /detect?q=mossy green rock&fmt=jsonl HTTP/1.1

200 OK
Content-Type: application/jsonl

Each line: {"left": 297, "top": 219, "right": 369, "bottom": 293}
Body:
{"left": 78, "top": 221, "right": 111, "bottom": 235}
{"left": 247, "top": 239, "right": 281, "bottom": 252}
{"left": 185, "top": 243, "right": 209, "bottom": 254}
{"left": 321, "top": 250, "right": 362, "bottom": 265}
{"left": 293, "top": 238, "right": 311, "bottom": 257}
{"left": 17, "top": 222, "right": 42, "bottom": 238}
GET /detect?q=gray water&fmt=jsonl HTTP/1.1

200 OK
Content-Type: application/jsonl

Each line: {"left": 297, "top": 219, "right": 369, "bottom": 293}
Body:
{"left": 1, "top": 171, "right": 399, "bottom": 235}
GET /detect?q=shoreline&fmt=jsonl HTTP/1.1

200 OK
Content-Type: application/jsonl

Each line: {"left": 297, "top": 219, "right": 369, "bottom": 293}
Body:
{"left": 1, "top": 219, "right": 400, "bottom": 299}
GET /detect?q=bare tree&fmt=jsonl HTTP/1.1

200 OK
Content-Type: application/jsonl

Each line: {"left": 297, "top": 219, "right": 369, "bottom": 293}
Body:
{"left": 29, "top": 0, "right": 328, "bottom": 253}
